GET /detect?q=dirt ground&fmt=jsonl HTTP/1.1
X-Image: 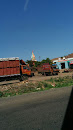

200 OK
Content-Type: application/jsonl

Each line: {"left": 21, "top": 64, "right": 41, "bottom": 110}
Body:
{"left": 28, "top": 71, "right": 73, "bottom": 83}
{"left": 0, "top": 71, "right": 73, "bottom": 92}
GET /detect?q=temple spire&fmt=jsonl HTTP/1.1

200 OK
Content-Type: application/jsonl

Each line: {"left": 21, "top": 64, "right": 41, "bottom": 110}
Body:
{"left": 31, "top": 51, "right": 37, "bottom": 61}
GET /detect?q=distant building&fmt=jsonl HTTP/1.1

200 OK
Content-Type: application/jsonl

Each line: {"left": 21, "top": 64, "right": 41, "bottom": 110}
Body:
{"left": 53, "top": 57, "right": 73, "bottom": 69}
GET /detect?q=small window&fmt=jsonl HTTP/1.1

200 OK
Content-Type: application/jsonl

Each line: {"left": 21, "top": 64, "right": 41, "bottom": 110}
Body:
{"left": 23, "top": 67, "right": 26, "bottom": 69}
{"left": 23, "top": 66, "right": 30, "bottom": 70}
{"left": 26, "top": 67, "right": 30, "bottom": 70}
{"left": 53, "top": 67, "right": 56, "bottom": 69}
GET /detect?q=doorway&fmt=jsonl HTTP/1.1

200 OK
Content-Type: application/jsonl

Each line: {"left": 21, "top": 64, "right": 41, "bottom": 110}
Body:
{"left": 61, "top": 63, "right": 65, "bottom": 69}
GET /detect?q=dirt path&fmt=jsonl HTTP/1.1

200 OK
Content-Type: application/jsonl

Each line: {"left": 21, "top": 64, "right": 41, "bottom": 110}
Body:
{"left": 0, "top": 71, "right": 73, "bottom": 92}
{"left": 28, "top": 72, "right": 73, "bottom": 82}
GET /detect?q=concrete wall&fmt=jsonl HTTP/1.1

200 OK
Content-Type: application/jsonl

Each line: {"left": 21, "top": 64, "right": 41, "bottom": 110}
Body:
{"left": 53, "top": 58, "right": 73, "bottom": 69}
{"left": 56, "top": 62, "right": 61, "bottom": 69}
{"left": 56, "top": 61, "right": 69, "bottom": 69}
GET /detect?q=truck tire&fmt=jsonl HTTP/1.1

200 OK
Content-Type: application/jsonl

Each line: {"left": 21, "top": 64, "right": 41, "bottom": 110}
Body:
{"left": 45, "top": 73, "right": 49, "bottom": 76}
{"left": 31, "top": 73, "right": 34, "bottom": 76}
{"left": 20, "top": 75, "right": 28, "bottom": 81}
{"left": 42, "top": 72, "right": 44, "bottom": 75}
{"left": 50, "top": 72, "right": 52, "bottom": 76}
{"left": 52, "top": 72, "right": 54, "bottom": 75}
{"left": 46, "top": 74, "right": 48, "bottom": 76}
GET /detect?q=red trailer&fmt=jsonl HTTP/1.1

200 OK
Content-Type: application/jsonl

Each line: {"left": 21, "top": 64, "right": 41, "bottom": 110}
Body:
{"left": 0, "top": 57, "right": 34, "bottom": 81}
{"left": 37, "top": 63, "right": 59, "bottom": 76}
{"left": 37, "top": 63, "right": 53, "bottom": 76}
{"left": 0, "top": 57, "right": 20, "bottom": 79}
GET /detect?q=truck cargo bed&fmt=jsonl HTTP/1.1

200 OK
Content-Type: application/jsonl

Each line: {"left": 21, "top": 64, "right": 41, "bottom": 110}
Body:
{"left": 0, "top": 57, "right": 20, "bottom": 77}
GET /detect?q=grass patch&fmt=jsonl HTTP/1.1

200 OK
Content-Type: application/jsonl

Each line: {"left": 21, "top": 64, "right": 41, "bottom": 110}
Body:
{"left": 1, "top": 76, "right": 73, "bottom": 98}
{"left": 46, "top": 76, "right": 73, "bottom": 88}
{"left": 0, "top": 91, "right": 3, "bottom": 97}
{"left": 46, "top": 78, "right": 54, "bottom": 83}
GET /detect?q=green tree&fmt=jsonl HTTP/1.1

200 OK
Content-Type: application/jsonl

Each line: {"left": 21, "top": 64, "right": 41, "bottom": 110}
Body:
{"left": 26, "top": 58, "right": 52, "bottom": 67}
{"left": 26, "top": 60, "right": 33, "bottom": 67}
{"left": 35, "top": 61, "right": 41, "bottom": 67}
{"left": 41, "top": 58, "right": 52, "bottom": 65}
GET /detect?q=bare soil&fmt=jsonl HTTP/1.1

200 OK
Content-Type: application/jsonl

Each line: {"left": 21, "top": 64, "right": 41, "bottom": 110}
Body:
{"left": 28, "top": 71, "right": 73, "bottom": 83}
{"left": 0, "top": 71, "right": 73, "bottom": 92}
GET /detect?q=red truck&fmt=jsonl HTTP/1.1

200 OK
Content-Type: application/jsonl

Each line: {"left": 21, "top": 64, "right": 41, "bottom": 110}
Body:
{"left": 51, "top": 64, "right": 59, "bottom": 75}
{"left": 37, "top": 63, "right": 59, "bottom": 76}
{"left": 0, "top": 57, "right": 34, "bottom": 81}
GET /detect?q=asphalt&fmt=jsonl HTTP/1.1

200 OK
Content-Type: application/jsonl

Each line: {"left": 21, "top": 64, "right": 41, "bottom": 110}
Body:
{"left": 0, "top": 86, "right": 72, "bottom": 130}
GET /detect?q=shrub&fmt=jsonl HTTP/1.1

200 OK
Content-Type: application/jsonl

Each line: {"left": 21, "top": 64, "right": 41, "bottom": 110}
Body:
{"left": 49, "top": 78, "right": 54, "bottom": 83}
{"left": 42, "top": 82, "right": 52, "bottom": 89}
{"left": 43, "top": 82, "right": 49, "bottom": 88}
{"left": 37, "top": 82, "right": 42, "bottom": 89}
{"left": 45, "top": 78, "right": 54, "bottom": 83}
{"left": 0, "top": 91, "right": 3, "bottom": 97}
{"left": 54, "top": 77, "right": 64, "bottom": 83}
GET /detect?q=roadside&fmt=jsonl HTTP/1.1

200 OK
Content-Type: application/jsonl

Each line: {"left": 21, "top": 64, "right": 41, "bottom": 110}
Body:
{"left": 0, "top": 71, "right": 73, "bottom": 98}
{"left": 0, "top": 85, "right": 72, "bottom": 110}
{"left": 29, "top": 71, "right": 73, "bottom": 82}
{"left": 0, "top": 86, "right": 72, "bottom": 130}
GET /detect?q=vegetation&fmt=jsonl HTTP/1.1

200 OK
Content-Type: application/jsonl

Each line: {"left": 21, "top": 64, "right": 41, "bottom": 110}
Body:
{"left": 46, "top": 76, "right": 73, "bottom": 88}
{"left": 0, "top": 76, "right": 73, "bottom": 98}
{"left": 26, "top": 60, "right": 33, "bottom": 67}
{"left": 0, "top": 91, "right": 3, "bottom": 97}
{"left": 26, "top": 58, "right": 53, "bottom": 67}
{"left": 41, "top": 58, "right": 52, "bottom": 65}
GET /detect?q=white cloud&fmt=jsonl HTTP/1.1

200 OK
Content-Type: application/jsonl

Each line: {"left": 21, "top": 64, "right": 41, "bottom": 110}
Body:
{"left": 24, "top": 0, "right": 29, "bottom": 11}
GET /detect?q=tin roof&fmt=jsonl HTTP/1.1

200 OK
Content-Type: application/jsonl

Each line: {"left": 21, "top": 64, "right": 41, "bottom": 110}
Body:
{"left": 0, "top": 57, "right": 19, "bottom": 61}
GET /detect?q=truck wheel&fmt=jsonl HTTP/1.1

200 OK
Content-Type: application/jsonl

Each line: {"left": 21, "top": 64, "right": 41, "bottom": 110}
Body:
{"left": 42, "top": 72, "right": 44, "bottom": 75}
{"left": 52, "top": 73, "right": 54, "bottom": 75}
{"left": 31, "top": 73, "right": 34, "bottom": 76}
{"left": 30, "top": 74, "right": 32, "bottom": 77}
{"left": 20, "top": 75, "right": 24, "bottom": 81}
{"left": 45, "top": 73, "right": 48, "bottom": 76}
{"left": 49, "top": 72, "right": 51, "bottom": 76}
{"left": 20, "top": 75, "right": 28, "bottom": 81}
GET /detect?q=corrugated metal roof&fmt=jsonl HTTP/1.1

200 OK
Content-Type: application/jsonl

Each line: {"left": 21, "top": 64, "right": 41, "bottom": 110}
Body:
{"left": 0, "top": 57, "right": 19, "bottom": 61}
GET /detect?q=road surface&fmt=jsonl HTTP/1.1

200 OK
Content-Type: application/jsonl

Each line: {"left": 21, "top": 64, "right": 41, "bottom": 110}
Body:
{"left": 0, "top": 86, "right": 72, "bottom": 130}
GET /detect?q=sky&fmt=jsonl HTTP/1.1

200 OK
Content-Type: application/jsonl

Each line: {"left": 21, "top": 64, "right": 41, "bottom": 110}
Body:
{"left": 0, "top": 0, "right": 73, "bottom": 61}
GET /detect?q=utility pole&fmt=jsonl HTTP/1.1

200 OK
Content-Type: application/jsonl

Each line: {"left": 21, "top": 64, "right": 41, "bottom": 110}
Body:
{"left": 39, "top": 56, "right": 40, "bottom": 61}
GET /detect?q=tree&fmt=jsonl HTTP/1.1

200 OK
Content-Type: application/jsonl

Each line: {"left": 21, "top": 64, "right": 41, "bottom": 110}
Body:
{"left": 26, "top": 58, "right": 53, "bottom": 67}
{"left": 26, "top": 60, "right": 33, "bottom": 67}
{"left": 35, "top": 61, "right": 41, "bottom": 67}
{"left": 41, "top": 58, "right": 52, "bottom": 65}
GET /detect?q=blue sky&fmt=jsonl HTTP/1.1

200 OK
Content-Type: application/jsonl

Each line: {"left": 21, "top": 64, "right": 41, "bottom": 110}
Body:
{"left": 0, "top": 0, "right": 73, "bottom": 61}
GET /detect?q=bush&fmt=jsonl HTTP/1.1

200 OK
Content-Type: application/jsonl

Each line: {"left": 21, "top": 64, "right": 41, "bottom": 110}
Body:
{"left": 37, "top": 82, "right": 42, "bottom": 88}
{"left": 54, "top": 77, "right": 65, "bottom": 83}
{"left": 42, "top": 82, "right": 52, "bottom": 89}
{"left": 49, "top": 78, "right": 54, "bottom": 83}
{"left": 0, "top": 91, "right": 3, "bottom": 97}
{"left": 43, "top": 82, "right": 49, "bottom": 88}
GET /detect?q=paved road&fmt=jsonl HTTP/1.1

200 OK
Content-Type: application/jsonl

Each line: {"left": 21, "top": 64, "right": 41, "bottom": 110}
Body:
{"left": 0, "top": 86, "right": 72, "bottom": 130}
